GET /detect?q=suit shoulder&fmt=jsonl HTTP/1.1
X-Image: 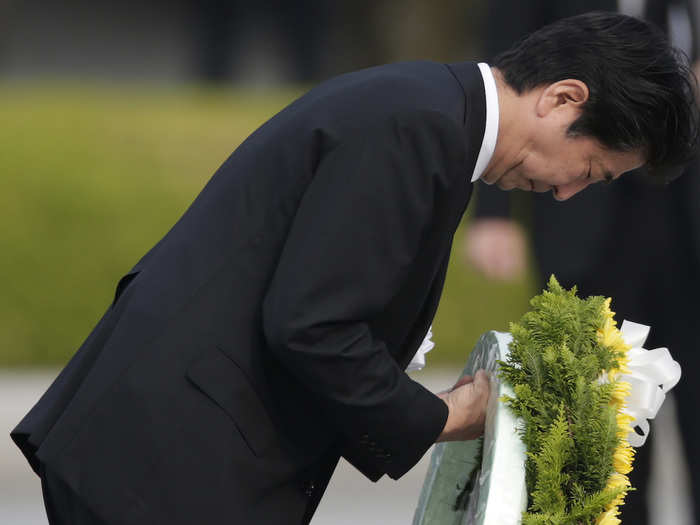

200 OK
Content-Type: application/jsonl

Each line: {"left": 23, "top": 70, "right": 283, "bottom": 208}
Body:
{"left": 329, "top": 61, "right": 458, "bottom": 98}
{"left": 303, "top": 61, "right": 464, "bottom": 118}
{"left": 322, "top": 109, "right": 468, "bottom": 193}
{"left": 326, "top": 60, "right": 454, "bottom": 86}
{"left": 383, "top": 108, "right": 466, "bottom": 149}
{"left": 383, "top": 108, "right": 468, "bottom": 168}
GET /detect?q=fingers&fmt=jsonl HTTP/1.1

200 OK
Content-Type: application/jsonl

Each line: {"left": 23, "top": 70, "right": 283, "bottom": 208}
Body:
{"left": 437, "top": 374, "right": 474, "bottom": 396}
{"left": 451, "top": 374, "right": 475, "bottom": 391}
{"left": 436, "top": 369, "right": 491, "bottom": 442}
{"left": 472, "top": 370, "right": 490, "bottom": 406}
{"left": 473, "top": 369, "right": 489, "bottom": 393}
{"left": 447, "top": 370, "right": 489, "bottom": 395}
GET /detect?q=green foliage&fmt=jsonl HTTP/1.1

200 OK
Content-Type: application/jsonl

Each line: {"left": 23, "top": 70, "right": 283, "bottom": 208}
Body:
{"left": 499, "top": 276, "right": 629, "bottom": 523}
{"left": 529, "top": 405, "right": 574, "bottom": 515}
{"left": 1, "top": 83, "right": 301, "bottom": 365}
{"left": 1, "top": 83, "right": 536, "bottom": 366}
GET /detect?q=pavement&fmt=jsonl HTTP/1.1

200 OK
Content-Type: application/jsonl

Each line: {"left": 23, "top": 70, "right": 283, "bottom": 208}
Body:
{"left": 0, "top": 368, "right": 693, "bottom": 524}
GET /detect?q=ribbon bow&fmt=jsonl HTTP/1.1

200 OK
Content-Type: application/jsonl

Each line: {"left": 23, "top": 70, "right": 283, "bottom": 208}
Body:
{"left": 618, "top": 320, "right": 682, "bottom": 447}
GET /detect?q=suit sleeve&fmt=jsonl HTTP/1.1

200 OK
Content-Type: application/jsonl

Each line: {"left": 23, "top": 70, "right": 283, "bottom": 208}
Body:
{"left": 262, "top": 111, "right": 465, "bottom": 480}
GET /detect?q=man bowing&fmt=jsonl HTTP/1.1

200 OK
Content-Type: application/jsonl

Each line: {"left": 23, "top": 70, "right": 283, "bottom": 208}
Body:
{"left": 12, "top": 12, "right": 699, "bottom": 525}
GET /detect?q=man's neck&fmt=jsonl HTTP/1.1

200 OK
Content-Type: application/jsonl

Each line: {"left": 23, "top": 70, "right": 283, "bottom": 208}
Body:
{"left": 480, "top": 67, "right": 534, "bottom": 184}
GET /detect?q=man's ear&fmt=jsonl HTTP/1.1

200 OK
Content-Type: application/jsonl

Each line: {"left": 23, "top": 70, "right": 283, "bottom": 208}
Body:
{"left": 535, "top": 79, "right": 589, "bottom": 117}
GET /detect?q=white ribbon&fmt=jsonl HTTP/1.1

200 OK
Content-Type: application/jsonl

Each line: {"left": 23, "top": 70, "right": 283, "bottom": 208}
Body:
{"left": 618, "top": 320, "right": 682, "bottom": 447}
{"left": 407, "top": 325, "right": 435, "bottom": 372}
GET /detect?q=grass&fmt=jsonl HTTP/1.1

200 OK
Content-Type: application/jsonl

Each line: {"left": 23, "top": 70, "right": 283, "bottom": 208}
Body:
{"left": 1, "top": 81, "right": 536, "bottom": 367}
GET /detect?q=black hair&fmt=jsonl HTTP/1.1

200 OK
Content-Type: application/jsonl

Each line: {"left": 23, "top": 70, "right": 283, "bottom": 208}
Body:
{"left": 494, "top": 11, "right": 700, "bottom": 181}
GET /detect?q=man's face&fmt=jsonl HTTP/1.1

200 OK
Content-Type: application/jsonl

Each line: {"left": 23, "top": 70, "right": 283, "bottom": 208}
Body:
{"left": 486, "top": 127, "right": 645, "bottom": 201}
{"left": 481, "top": 76, "right": 645, "bottom": 200}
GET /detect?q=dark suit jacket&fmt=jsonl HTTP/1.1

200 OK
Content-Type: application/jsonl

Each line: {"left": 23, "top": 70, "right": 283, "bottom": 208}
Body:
{"left": 12, "top": 61, "right": 486, "bottom": 524}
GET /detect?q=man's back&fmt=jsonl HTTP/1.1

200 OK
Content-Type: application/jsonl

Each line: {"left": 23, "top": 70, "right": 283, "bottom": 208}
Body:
{"left": 12, "top": 60, "right": 483, "bottom": 524}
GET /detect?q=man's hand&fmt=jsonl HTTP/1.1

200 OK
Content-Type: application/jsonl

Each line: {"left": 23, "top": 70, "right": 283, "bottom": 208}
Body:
{"left": 463, "top": 219, "right": 526, "bottom": 281}
{"left": 436, "top": 370, "right": 490, "bottom": 442}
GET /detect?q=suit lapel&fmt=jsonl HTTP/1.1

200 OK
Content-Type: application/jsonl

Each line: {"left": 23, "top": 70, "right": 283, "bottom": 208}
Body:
{"left": 394, "top": 62, "right": 486, "bottom": 367}
{"left": 446, "top": 61, "right": 487, "bottom": 182}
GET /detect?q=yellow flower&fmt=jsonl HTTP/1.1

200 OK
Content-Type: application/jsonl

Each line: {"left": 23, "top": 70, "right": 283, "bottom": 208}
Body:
{"left": 607, "top": 471, "right": 631, "bottom": 489}
{"left": 606, "top": 472, "right": 631, "bottom": 508}
{"left": 598, "top": 317, "right": 630, "bottom": 354}
{"left": 596, "top": 297, "right": 636, "bottom": 524}
{"left": 596, "top": 508, "right": 621, "bottom": 525}
{"left": 613, "top": 441, "right": 635, "bottom": 475}
{"left": 611, "top": 380, "right": 631, "bottom": 407}
{"left": 597, "top": 299, "right": 631, "bottom": 355}
{"left": 601, "top": 298, "right": 615, "bottom": 319}
{"left": 616, "top": 412, "right": 635, "bottom": 438}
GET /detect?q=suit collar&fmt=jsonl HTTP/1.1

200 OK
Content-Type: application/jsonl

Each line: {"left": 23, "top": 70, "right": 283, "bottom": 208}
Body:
{"left": 445, "top": 61, "right": 487, "bottom": 183}
{"left": 472, "top": 63, "right": 499, "bottom": 182}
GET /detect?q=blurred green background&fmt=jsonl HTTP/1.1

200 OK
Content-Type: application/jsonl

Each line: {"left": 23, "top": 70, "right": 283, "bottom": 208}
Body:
{"left": 2, "top": 83, "right": 537, "bottom": 367}
{"left": 0, "top": 0, "right": 543, "bottom": 368}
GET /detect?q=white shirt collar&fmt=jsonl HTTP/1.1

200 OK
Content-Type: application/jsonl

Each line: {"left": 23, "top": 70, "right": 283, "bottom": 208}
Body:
{"left": 471, "top": 63, "right": 499, "bottom": 182}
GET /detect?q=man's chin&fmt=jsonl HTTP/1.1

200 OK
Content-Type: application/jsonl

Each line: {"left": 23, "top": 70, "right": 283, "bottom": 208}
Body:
{"left": 495, "top": 180, "right": 514, "bottom": 190}
{"left": 480, "top": 172, "right": 499, "bottom": 185}
{"left": 532, "top": 182, "right": 554, "bottom": 193}
{"left": 496, "top": 178, "right": 534, "bottom": 192}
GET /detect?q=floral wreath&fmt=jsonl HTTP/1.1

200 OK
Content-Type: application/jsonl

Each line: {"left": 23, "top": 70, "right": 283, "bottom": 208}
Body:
{"left": 499, "top": 277, "right": 639, "bottom": 524}
{"left": 413, "top": 276, "right": 681, "bottom": 525}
